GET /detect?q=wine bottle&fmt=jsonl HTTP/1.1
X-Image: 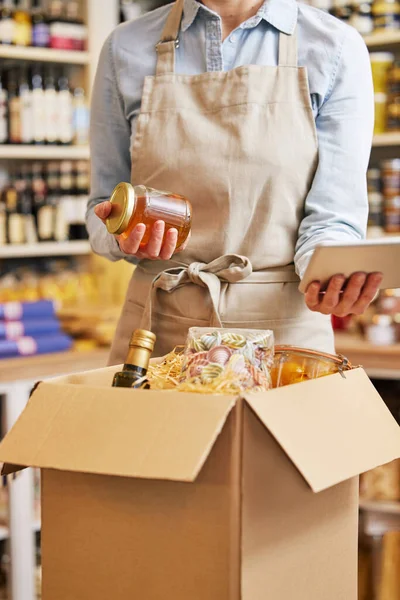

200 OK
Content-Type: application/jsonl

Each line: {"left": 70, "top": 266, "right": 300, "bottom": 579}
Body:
{"left": 0, "top": 68, "right": 7, "bottom": 144}
{"left": 31, "top": 65, "right": 45, "bottom": 145}
{"left": 0, "top": 0, "right": 15, "bottom": 46}
{"left": 8, "top": 69, "right": 21, "bottom": 144}
{"left": 32, "top": 161, "right": 53, "bottom": 241}
{"left": 5, "top": 169, "right": 25, "bottom": 244}
{"left": 65, "top": 0, "right": 86, "bottom": 51}
{"left": 57, "top": 69, "right": 73, "bottom": 145}
{"left": 31, "top": 0, "right": 49, "bottom": 47}
{"left": 112, "top": 329, "right": 156, "bottom": 388}
{"left": 44, "top": 66, "right": 58, "bottom": 145}
{"left": 17, "top": 165, "right": 37, "bottom": 243}
{"left": 13, "top": 0, "right": 32, "bottom": 47}
{"left": 19, "top": 66, "right": 33, "bottom": 145}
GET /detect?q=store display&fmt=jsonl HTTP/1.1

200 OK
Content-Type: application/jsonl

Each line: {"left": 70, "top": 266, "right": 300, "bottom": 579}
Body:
{"left": 106, "top": 182, "right": 192, "bottom": 250}
{"left": 0, "top": 66, "right": 84, "bottom": 146}
{"left": 179, "top": 327, "right": 274, "bottom": 392}
{"left": 112, "top": 328, "right": 156, "bottom": 388}
{"left": 0, "top": 161, "right": 89, "bottom": 244}
{"left": 0, "top": 0, "right": 87, "bottom": 50}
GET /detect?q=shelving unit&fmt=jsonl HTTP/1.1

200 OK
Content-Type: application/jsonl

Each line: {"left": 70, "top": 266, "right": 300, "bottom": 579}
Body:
{"left": 360, "top": 499, "right": 400, "bottom": 536}
{"left": 0, "top": 45, "right": 90, "bottom": 65}
{"left": 373, "top": 132, "right": 400, "bottom": 147}
{"left": 0, "top": 145, "right": 90, "bottom": 160}
{"left": 365, "top": 31, "right": 400, "bottom": 49}
{"left": 0, "top": 241, "right": 91, "bottom": 259}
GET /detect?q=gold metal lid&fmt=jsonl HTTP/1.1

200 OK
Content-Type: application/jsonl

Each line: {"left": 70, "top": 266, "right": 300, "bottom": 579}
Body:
{"left": 105, "top": 182, "right": 136, "bottom": 235}
{"left": 130, "top": 329, "right": 156, "bottom": 352}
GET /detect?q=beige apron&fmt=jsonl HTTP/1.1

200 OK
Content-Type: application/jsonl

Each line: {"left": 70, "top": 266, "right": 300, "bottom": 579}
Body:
{"left": 108, "top": 0, "right": 334, "bottom": 363}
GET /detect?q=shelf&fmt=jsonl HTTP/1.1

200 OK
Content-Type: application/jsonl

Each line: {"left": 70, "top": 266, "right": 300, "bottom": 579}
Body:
{"left": 0, "top": 348, "right": 109, "bottom": 385}
{"left": 335, "top": 333, "right": 400, "bottom": 379}
{"left": 360, "top": 499, "right": 400, "bottom": 515}
{"left": 372, "top": 132, "right": 400, "bottom": 147}
{"left": 0, "top": 240, "right": 91, "bottom": 259}
{"left": 0, "top": 45, "right": 90, "bottom": 65}
{"left": 0, "top": 145, "right": 90, "bottom": 160}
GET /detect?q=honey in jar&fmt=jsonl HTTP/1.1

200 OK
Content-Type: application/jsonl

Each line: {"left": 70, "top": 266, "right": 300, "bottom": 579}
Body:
{"left": 105, "top": 183, "right": 192, "bottom": 251}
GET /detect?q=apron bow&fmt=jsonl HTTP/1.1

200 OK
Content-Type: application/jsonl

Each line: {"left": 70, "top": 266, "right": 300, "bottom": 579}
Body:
{"left": 141, "top": 254, "right": 253, "bottom": 331}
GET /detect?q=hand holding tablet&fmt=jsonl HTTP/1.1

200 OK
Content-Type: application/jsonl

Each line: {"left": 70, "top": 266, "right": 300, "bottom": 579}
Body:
{"left": 299, "top": 238, "right": 400, "bottom": 317}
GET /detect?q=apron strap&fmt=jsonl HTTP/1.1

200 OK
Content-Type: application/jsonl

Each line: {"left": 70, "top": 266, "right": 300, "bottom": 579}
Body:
{"left": 156, "top": 0, "right": 184, "bottom": 76}
{"left": 278, "top": 28, "right": 298, "bottom": 68}
{"left": 140, "top": 254, "right": 253, "bottom": 331}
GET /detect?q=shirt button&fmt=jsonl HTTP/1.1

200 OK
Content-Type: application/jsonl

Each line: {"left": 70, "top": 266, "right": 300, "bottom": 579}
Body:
{"left": 230, "top": 34, "right": 237, "bottom": 43}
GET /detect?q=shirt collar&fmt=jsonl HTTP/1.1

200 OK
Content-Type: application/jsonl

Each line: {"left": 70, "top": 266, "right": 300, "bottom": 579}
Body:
{"left": 181, "top": 0, "right": 298, "bottom": 35}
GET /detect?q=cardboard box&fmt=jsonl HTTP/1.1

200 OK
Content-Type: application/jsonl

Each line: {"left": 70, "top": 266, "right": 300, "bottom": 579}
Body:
{"left": 0, "top": 365, "right": 399, "bottom": 599}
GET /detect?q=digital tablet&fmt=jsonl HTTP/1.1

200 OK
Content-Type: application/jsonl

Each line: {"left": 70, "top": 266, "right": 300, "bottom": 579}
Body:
{"left": 298, "top": 237, "right": 400, "bottom": 294}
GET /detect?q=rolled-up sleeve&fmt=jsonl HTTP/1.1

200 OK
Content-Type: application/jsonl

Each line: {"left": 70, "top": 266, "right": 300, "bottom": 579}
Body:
{"left": 86, "top": 32, "right": 137, "bottom": 263}
{"left": 294, "top": 27, "right": 374, "bottom": 279}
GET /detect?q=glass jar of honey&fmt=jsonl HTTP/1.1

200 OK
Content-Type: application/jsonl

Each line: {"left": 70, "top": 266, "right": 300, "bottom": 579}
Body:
{"left": 271, "top": 346, "right": 353, "bottom": 388}
{"left": 105, "top": 183, "right": 192, "bottom": 251}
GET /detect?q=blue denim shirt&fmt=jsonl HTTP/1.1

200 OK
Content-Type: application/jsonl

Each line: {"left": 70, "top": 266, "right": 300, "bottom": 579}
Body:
{"left": 87, "top": 0, "right": 374, "bottom": 278}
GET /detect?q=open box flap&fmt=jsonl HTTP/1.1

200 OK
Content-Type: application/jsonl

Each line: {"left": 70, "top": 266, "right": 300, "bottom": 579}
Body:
{"left": 245, "top": 368, "right": 400, "bottom": 493}
{"left": 0, "top": 382, "right": 236, "bottom": 482}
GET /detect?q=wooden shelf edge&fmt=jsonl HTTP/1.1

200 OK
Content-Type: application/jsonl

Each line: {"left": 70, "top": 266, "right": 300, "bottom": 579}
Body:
{"left": 372, "top": 133, "right": 400, "bottom": 147}
{"left": 0, "top": 46, "right": 90, "bottom": 65}
{"left": 0, "top": 241, "right": 92, "bottom": 259}
{"left": 360, "top": 499, "right": 400, "bottom": 514}
{"left": 0, "top": 145, "right": 90, "bottom": 160}
{"left": 365, "top": 31, "right": 400, "bottom": 48}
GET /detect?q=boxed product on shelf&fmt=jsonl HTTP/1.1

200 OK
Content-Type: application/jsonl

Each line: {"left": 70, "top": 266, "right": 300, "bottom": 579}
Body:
{"left": 0, "top": 359, "right": 399, "bottom": 599}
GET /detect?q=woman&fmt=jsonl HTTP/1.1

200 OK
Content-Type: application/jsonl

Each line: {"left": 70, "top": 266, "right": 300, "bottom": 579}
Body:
{"left": 88, "top": 0, "right": 381, "bottom": 362}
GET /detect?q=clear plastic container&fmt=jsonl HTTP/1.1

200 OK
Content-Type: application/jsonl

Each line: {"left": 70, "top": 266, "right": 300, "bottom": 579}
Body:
{"left": 271, "top": 346, "right": 353, "bottom": 388}
{"left": 180, "top": 327, "right": 274, "bottom": 392}
{"left": 106, "top": 182, "right": 192, "bottom": 252}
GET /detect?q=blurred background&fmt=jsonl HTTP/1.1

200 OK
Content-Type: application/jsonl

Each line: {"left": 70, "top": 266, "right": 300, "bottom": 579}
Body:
{"left": 0, "top": 0, "right": 399, "bottom": 598}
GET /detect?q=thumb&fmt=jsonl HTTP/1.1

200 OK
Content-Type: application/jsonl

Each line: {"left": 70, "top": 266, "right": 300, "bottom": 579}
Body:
{"left": 95, "top": 201, "right": 112, "bottom": 222}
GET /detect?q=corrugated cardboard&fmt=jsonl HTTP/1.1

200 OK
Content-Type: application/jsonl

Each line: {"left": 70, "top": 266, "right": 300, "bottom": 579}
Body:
{"left": 0, "top": 366, "right": 399, "bottom": 599}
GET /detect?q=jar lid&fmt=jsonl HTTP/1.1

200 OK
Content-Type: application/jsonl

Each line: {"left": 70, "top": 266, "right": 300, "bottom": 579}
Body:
{"left": 106, "top": 182, "right": 136, "bottom": 235}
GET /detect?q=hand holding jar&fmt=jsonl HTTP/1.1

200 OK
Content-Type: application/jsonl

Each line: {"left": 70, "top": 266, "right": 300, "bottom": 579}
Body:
{"left": 95, "top": 183, "right": 192, "bottom": 260}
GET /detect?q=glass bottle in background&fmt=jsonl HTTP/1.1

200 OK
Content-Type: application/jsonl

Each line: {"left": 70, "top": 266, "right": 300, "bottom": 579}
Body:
{"left": 59, "top": 159, "right": 73, "bottom": 239}
{"left": 13, "top": 0, "right": 32, "bottom": 47}
{"left": 32, "top": 161, "right": 53, "bottom": 241}
{"left": 31, "top": 0, "right": 49, "bottom": 47}
{"left": 65, "top": 0, "right": 86, "bottom": 50}
{"left": 0, "top": 68, "right": 8, "bottom": 144}
{"left": 31, "top": 65, "right": 45, "bottom": 145}
{"left": 112, "top": 329, "right": 156, "bottom": 388}
{"left": 73, "top": 87, "right": 89, "bottom": 145}
{"left": 57, "top": 68, "right": 73, "bottom": 145}
{"left": 44, "top": 67, "right": 58, "bottom": 145}
{"left": 76, "top": 160, "right": 89, "bottom": 195}
{"left": 47, "top": 160, "right": 66, "bottom": 241}
{"left": 0, "top": 172, "right": 7, "bottom": 245}
{"left": 8, "top": 69, "right": 21, "bottom": 145}
{"left": 0, "top": 0, "right": 15, "bottom": 45}
{"left": 17, "top": 165, "right": 37, "bottom": 243}
{"left": 5, "top": 168, "right": 25, "bottom": 244}
{"left": 19, "top": 67, "right": 33, "bottom": 145}
{"left": 48, "top": 0, "right": 67, "bottom": 49}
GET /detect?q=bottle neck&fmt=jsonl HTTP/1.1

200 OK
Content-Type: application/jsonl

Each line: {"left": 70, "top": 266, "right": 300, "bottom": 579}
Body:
{"left": 124, "top": 345, "right": 152, "bottom": 371}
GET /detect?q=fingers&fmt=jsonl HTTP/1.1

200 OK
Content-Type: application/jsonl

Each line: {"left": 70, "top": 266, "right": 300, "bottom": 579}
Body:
{"left": 159, "top": 228, "right": 178, "bottom": 260}
{"left": 118, "top": 223, "right": 146, "bottom": 255}
{"left": 95, "top": 201, "right": 112, "bottom": 221}
{"left": 333, "top": 272, "right": 367, "bottom": 317}
{"left": 305, "top": 272, "right": 383, "bottom": 318}
{"left": 145, "top": 221, "right": 165, "bottom": 259}
{"left": 344, "top": 272, "right": 383, "bottom": 316}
